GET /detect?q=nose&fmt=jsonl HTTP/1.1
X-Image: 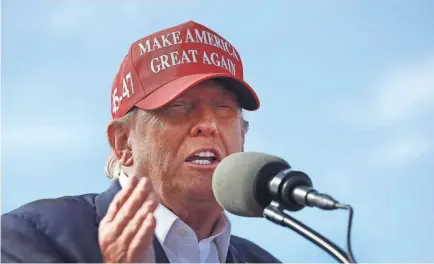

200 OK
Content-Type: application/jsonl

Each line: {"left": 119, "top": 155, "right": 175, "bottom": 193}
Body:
{"left": 189, "top": 106, "right": 219, "bottom": 137}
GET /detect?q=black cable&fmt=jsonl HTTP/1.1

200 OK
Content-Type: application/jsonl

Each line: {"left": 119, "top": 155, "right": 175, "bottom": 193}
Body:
{"left": 263, "top": 204, "right": 350, "bottom": 263}
{"left": 336, "top": 203, "right": 356, "bottom": 263}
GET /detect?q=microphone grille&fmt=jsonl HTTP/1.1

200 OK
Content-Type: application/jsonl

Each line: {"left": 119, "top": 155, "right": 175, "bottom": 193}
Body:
{"left": 212, "top": 152, "right": 290, "bottom": 217}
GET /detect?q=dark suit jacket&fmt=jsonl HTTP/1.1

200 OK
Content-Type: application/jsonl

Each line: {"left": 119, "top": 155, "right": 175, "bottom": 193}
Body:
{"left": 1, "top": 180, "right": 281, "bottom": 263}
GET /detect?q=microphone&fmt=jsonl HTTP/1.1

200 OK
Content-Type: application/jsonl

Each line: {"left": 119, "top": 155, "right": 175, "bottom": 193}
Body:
{"left": 212, "top": 151, "right": 357, "bottom": 263}
{"left": 212, "top": 151, "right": 341, "bottom": 217}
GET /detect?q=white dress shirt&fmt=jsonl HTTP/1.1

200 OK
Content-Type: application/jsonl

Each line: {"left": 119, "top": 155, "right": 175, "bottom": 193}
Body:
{"left": 118, "top": 171, "right": 232, "bottom": 263}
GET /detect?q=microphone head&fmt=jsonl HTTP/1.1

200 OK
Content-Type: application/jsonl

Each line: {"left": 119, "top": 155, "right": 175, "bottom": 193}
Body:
{"left": 212, "top": 151, "right": 290, "bottom": 217}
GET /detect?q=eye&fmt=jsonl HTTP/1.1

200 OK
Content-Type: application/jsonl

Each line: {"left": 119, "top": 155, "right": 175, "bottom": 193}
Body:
{"left": 162, "top": 101, "right": 192, "bottom": 118}
{"left": 214, "top": 100, "right": 234, "bottom": 107}
{"left": 213, "top": 102, "right": 238, "bottom": 119}
{"left": 214, "top": 100, "right": 239, "bottom": 110}
{"left": 215, "top": 103, "right": 231, "bottom": 108}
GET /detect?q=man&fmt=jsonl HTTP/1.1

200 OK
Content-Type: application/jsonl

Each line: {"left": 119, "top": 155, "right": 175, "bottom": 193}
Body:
{"left": 1, "top": 21, "right": 281, "bottom": 263}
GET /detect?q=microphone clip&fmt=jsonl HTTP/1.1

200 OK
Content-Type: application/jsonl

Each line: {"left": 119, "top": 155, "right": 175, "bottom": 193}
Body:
{"left": 268, "top": 168, "right": 312, "bottom": 212}
{"left": 268, "top": 168, "right": 341, "bottom": 211}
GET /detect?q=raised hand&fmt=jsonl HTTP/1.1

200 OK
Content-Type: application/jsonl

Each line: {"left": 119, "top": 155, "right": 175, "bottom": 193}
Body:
{"left": 98, "top": 177, "right": 158, "bottom": 263}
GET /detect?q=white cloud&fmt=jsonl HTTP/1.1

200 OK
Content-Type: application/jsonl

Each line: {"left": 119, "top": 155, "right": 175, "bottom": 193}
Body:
{"left": 368, "top": 129, "right": 431, "bottom": 167}
{"left": 2, "top": 123, "right": 96, "bottom": 152}
{"left": 331, "top": 56, "right": 434, "bottom": 130}
{"left": 371, "top": 56, "right": 434, "bottom": 127}
{"left": 327, "top": 55, "right": 434, "bottom": 167}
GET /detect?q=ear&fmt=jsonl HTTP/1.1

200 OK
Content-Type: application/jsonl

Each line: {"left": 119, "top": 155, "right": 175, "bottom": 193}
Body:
{"left": 107, "top": 120, "right": 134, "bottom": 167}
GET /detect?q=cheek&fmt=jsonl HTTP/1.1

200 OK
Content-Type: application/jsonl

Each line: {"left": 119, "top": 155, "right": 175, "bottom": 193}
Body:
{"left": 221, "top": 127, "right": 244, "bottom": 154}
{"left": 133, "top": 127, "right": 184, "bottom": 174}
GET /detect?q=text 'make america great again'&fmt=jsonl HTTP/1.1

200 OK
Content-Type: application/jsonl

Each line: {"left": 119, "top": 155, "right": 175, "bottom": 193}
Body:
{"left": 137, "top": 28, "right": 240, "bottom": 76}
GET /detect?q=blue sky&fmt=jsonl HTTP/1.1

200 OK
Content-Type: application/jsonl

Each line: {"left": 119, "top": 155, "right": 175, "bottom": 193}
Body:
{"left": 2, "top": 0, "right": 434, "bottom": 262}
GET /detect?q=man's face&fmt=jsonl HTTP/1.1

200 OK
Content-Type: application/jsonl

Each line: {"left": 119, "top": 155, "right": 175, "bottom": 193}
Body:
{"left": 129, "top": 80, "right": 245, "bottom": 208}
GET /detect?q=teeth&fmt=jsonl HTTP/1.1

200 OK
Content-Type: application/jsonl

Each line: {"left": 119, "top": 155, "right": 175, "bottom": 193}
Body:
{"left": 194, "top": 151, "right": 216, "bottom": 158}
{"left": 191, "top": 159, "right": 212, "bottom": 165}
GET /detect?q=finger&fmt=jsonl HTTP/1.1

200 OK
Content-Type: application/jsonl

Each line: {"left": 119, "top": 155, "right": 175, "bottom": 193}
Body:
{"left": 103, "top": 176, "right": 140, "bottom": 224}
{"left": 112, "top": 177, "right": 152, "bottom": 228}
{"left": 118, "top": 193, "right": 158, "bottom": 250}
{"left": 126, "top": 213, "right": 157, "bottom": 262}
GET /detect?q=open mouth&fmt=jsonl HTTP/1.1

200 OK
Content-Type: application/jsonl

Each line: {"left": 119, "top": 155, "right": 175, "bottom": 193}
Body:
{"left": 185, "top": 150, "right": 219, "bottom": 165}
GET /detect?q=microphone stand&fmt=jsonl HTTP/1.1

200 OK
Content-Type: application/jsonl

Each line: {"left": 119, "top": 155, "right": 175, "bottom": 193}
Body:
{"left": 263, "top": 201, "right": 351, "bottom": 263}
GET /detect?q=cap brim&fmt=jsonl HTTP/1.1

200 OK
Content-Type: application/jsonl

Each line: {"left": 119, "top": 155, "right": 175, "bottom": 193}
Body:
{"left": 135, "top": 73, "right": 260, "bottom": 111}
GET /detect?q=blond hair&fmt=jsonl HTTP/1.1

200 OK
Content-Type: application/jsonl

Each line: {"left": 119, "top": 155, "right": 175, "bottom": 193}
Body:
{"left": 105, "top": 151, "right": 122, "bottom": 179}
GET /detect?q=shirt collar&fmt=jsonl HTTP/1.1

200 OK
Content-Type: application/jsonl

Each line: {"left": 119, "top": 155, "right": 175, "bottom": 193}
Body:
{"left": 118, "top": 171, "right": 232, "bottom": 261}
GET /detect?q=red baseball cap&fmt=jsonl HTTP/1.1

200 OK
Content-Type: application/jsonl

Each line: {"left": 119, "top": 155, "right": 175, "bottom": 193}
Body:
{"left": 110, "top": 20, "right": 260, "bottom": 119}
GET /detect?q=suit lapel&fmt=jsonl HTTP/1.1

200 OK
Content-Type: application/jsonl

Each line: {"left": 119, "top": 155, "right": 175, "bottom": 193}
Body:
{"left": 226, "top": 246, "right": 235, "bottom": 263}
{"left": 94, "top": 180, "right": 122, "bottom": 226}
{"left": 153, "top": 236, "right": 170, "bottom": 263}
{"left": 226, "top": 238, "right": 243, "bottom": 263}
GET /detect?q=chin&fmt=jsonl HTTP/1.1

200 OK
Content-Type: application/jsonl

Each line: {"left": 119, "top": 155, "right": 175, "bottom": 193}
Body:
{"left": 188, "top": 186, "right": 216, "bottom": 201}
